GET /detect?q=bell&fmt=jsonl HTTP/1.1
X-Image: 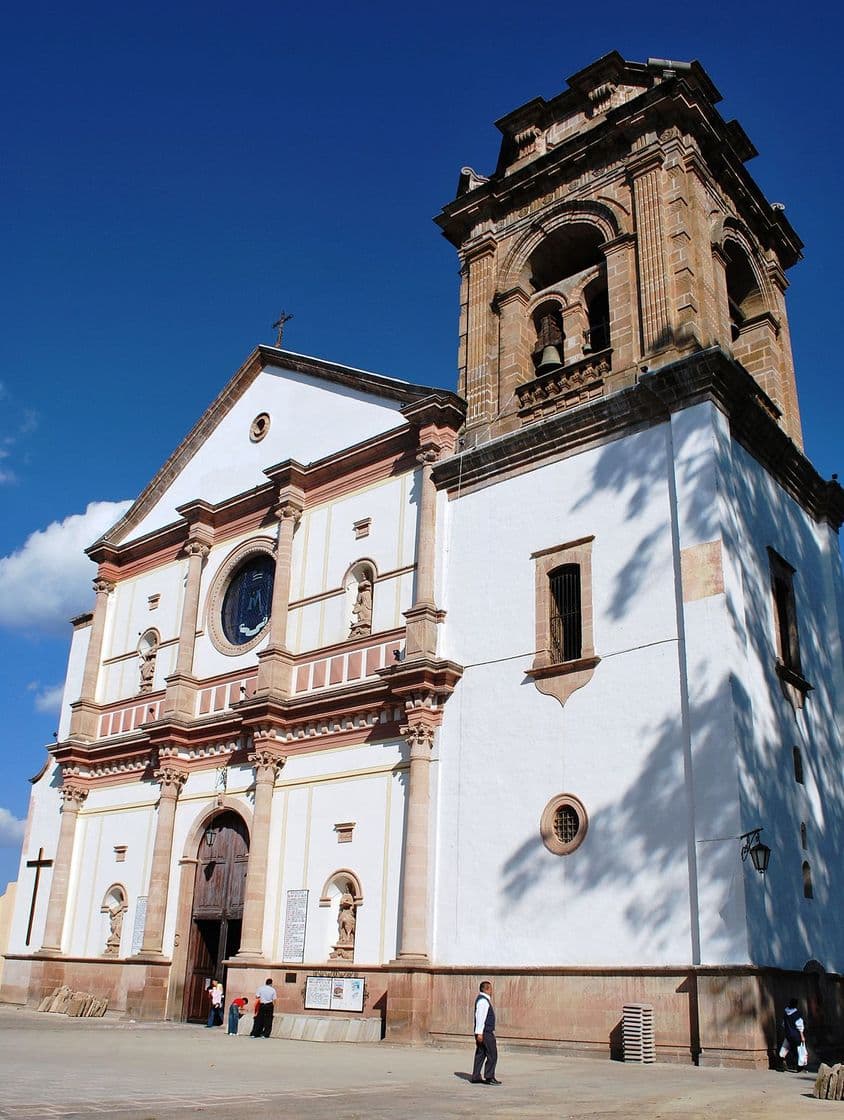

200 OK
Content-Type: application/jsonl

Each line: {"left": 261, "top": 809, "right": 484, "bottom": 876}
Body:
{"left": 536, "top": 344, "right": 563, "bottom": 374}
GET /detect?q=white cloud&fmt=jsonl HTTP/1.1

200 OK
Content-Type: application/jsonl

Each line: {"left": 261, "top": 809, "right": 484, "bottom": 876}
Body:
{"left": 0, "top": 808, "right": 25, "bottom": 848}
{"left": 0, "top": 500, "right": 133, "bottom": 634}
{"left": 29, "top": 682, "right": 65, "bottom": 713}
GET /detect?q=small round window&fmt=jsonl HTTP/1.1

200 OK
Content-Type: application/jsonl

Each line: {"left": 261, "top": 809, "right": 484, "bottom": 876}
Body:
{"left": 250, "top": 412, "right": 271, "bottom": 442}
{"left": 221, "top": 554, "right": 275, "bottom": 646}
{"left": 540, "top": 793, "right": 588, "bottom": 855}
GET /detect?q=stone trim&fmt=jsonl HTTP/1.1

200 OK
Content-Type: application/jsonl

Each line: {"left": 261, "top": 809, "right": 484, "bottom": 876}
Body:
{"left": 205, "top": 537, "right": 276, "bottom": 657}
{"left": 540, "top": 793, "right": 589, "bottom": 855}
{"left": 433, "top": 349, "right": 843, "bottom": 529}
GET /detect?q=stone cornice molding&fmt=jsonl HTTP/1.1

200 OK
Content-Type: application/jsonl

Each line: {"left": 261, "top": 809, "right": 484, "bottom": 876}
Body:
{"left": 433, "top": 348, "right": 843, "bottom": 529}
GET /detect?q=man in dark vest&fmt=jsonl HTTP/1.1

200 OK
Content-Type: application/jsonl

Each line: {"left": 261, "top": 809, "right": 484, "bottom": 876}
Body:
{"left": 470, "top": 980, "right": 501, "bottom": 1084}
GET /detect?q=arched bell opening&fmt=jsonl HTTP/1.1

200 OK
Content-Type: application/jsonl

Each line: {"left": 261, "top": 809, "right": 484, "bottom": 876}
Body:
{"left": 723, "top": 241, "right": 765, "bottom": 341}
{"left": 182, "top": 809, "right": 250, "bottom": 1021}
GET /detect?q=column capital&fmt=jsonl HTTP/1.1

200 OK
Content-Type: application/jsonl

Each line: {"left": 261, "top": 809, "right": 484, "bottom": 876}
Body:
{"left": 153, "top": 764, "right": 189, "bottom": 796}
{"left": 274, "top": 499, "right": 303, "bottom": 527}
{"left": 248, "top": 741, "right": 287, "bottom": 782}
{"left": 183, "top": 539, "right": 210, "bottom": 560}
{"left": 59, "top": 784, "right": 89, "bottom": 811}
{"left": 400, "top": 722, "right": 436, "bottom": 758}
{"left": 92, "top": 578, "right": 115, "bottom": 596}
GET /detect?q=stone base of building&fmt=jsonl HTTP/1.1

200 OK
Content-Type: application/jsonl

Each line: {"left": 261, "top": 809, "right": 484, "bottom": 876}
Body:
{"left": 3, "top": 957, "right": 841, "bottom": 1068}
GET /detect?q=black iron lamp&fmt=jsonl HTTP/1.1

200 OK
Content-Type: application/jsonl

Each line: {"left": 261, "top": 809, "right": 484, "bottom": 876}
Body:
{"left": 740, "top": 828, "right": 771, "bottom": 874}
{"left": 204, "top": 824, "right": 217, "bottom": 849}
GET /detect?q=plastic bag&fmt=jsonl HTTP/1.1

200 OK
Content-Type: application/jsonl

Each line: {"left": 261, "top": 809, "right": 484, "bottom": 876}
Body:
{"left": 797, "top": 1042, "right": 808, "bottom": 1068}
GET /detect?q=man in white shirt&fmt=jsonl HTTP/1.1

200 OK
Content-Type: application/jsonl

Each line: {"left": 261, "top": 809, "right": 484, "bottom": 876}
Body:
{"left": 250, "top": 977, "right": 277, "bottom": 1038}
{"left": 470, "top": 980, "right": 500, "bottom": 1084}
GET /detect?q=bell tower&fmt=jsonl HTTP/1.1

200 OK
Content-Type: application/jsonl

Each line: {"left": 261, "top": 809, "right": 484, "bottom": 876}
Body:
{"left": 436, "top": 52, "right": 804, "bottom": 449}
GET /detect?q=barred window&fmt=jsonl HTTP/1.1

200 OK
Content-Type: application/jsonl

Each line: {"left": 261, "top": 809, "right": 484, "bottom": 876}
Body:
{"left": 541, "top": 794, "right": 588, "bottom": 855}
{"left": 549, "top": 564, "right": 582, "bottom": 663}
{"left": 769, "top": 551, "right": 801, "bottom": 674}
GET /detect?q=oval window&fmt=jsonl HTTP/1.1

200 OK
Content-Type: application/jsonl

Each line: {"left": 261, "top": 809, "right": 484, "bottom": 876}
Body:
{"left": 221, "top": 554, "right": 275, "bottom": 646}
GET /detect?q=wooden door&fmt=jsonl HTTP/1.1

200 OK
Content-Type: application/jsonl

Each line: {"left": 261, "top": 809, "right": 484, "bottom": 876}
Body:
{"left": 183, "top": 812, "right": 250, "bottom": 1020}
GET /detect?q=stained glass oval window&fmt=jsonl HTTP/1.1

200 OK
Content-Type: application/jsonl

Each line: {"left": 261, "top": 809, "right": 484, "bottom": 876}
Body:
{"left": 221, "top": 554, "right": 274, "bottom": 646}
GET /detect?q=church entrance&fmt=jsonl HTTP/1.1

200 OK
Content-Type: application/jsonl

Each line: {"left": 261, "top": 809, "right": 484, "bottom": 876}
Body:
{"left": 182, "top": 810, "right": 249, "bottom": 1021}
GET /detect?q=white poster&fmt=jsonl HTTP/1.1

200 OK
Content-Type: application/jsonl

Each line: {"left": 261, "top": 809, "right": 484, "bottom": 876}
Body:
{"left": 130, "top": 896, "right": 147, "bottom": 955}
{"left": 304, "top": 975, "right": 332, "bottom": 1010}
{"left": 282, "top": 889, "right": 309, "bottom": 962}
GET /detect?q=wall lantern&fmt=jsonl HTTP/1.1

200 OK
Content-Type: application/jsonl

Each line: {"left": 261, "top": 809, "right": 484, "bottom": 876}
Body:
{"left": 204, "top": 825, "right": 218, "bottom": 849}
{"left": 740, "top": 828, "right": 771, "bottom": 874}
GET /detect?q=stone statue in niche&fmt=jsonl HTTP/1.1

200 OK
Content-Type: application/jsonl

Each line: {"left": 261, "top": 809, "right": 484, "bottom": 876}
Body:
{"left": 138, "top": 632, "right": 159, "bottom": 694}
{"left": 349, "top": 578, "right": 372, "bottom": 639}
{"left": 101, "top": 896, "right": 127, "bottom": 957}
{"left": 329, "top": 892, "right": 357, "bottom": 960}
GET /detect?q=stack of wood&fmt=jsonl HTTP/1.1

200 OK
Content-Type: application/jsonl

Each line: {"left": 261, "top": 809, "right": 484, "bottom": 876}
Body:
{"left": 814, "top": 1064, "right": 844, "bottom": 1100}
{"left": 36, "top": 985, "right": 108, "bottom": 1018}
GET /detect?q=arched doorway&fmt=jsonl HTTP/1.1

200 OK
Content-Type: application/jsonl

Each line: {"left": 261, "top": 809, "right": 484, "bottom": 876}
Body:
{"left": 182, "top": 810, "right": 249, "bottom": 1021}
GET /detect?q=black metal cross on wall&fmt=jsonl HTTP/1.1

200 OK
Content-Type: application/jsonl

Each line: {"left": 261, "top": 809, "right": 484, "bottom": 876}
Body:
{"left": 25, "top": 847, "right": 53, "bottom": 947}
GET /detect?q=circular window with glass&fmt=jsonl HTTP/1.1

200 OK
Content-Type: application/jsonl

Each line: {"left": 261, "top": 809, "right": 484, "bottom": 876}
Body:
{"left": 207, "top": 541, "right": 276, "bottom": 655}
{"left": 540, "top": 793, "right": 588, "bottom": 855}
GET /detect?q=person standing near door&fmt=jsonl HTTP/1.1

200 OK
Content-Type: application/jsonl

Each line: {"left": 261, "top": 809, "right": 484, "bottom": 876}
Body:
{"left": 251, "top": 978, "right": 277, "bottom": 1038}
{"left": 206, "top": 980, "right": 224, "bottom": 1027}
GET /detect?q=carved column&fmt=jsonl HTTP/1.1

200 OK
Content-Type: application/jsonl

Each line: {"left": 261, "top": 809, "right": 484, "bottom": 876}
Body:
{"left": 238, "top": 738, "right": 285, "bottom": 958}
{"left": 164, "top": 539, "right": 209, "bottom": 717}
{"left": 256, "top": 493, "right": 303, "bottom": 696}
{"left": 39, "top": 784, "right": 88, "bottom": 955}
{"left": 461, "top": 236, "right": 498, "bottom": 430}
{"left": 68, "top": 578, "right": 114, "bottom": 739}
{"left": 138, "top": 763, "right": 188, "bottom": 957}
{"left": 404, "top": 445, "right": 448, "bottom": 660}
{"left": 396, "top": 721, "right": 436, "bottom": 960}
{"left": 629, "top": 151, "right": 673, "bottom": 357}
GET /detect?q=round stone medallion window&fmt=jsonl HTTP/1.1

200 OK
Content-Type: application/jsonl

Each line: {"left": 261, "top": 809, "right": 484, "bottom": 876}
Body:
{"left": 250, "top": 412, "right": 271, "bottom": 442}
{"left": 540, "top": 793, "right": 588, "bottom": 855}
{"left": 207, "top": 540, "right": 276, "bottom": 656}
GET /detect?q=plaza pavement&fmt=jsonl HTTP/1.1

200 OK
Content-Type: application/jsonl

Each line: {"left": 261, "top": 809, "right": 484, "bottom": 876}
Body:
{"left": 0, "top": 1005, "right": 829, "bottom": 1119}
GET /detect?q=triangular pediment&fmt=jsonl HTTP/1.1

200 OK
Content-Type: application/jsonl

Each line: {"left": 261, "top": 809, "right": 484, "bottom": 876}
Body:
{"left": 101, "top": 346, "right": 443, "bottom": 546}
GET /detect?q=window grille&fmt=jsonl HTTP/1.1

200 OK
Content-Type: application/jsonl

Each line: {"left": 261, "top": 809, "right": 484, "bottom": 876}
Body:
{"left": 549, "top": 565, "right": 582, "bottom": 662}
{"left": 553, "top": 805, "right": 579, "bottom": 845}
{"left": 770, "top": 554, "right": 801, "bottom": 673}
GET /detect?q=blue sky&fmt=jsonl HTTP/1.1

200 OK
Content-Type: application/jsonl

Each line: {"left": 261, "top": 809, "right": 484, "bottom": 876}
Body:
{"left": 1, "top": 1, "right": 842, "bottom": 891}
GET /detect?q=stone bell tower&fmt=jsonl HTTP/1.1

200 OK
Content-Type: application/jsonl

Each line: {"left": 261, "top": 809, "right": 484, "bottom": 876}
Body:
{"left": 436, "top": 52, "right": 804, "bottom": 449}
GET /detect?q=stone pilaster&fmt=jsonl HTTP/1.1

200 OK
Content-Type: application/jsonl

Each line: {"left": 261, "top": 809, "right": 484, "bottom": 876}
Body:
{"left": 39, "top": 784, "right": 88, "bottom": 955}
{"left": 164, "top": 539, "right": 210, "bottom": 718}
{"left": 461, "top": 236, "right": 498, "bottom": 430}
{"left": 629, "top": 151, "right": 673, "bottom": 357}
{"left": 68, "top": 578, "right": 114, "bottom": 740}
{"left": 138, "top": 763, "right": 188, "bottom": 957}
{"left": 256, "top": 492, "right": 303, "bottom": 696}
{"left": 404, "top": 445, "right": 448, "bottom": 661}
{"left": 395, "top": 721, "right": 436, "bottom": 961}
{"left": 237, "top": 737, "right": 285, "bottom": 958}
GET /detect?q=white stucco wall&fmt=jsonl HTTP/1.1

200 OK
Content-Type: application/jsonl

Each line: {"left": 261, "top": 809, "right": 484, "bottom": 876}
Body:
{"left": 126, "top": 364, "right": 409, "bottom": 543}
{"left": 436, "top": 421, "right": 698, "bottom": 967}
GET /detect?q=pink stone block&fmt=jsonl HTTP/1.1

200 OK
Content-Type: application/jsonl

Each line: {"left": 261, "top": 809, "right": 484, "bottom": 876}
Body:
{"left": 214, "top": 685, "right": 226, "bottom": 710}
{"left": 366, "top": 646, "right": 381, "bottom": 675}
{"left": 199, "top": 690, "right": 211, "bottom": 715}
{"left": 296, "top": 665, "right": 310, "bottom": 693}
{"left": 347, "top": 652, "right": 362, "bottom": 680}
{"left": 312, "top": 661, "right": 326, "bottom": 688}
{"left": 330, "top": 657, "right": 344, "bottom": 685}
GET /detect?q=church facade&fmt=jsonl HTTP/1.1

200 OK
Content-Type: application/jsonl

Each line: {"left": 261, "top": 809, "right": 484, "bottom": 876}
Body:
{"left": 4, "top": 53, "right": 843, "bottom": 1067}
